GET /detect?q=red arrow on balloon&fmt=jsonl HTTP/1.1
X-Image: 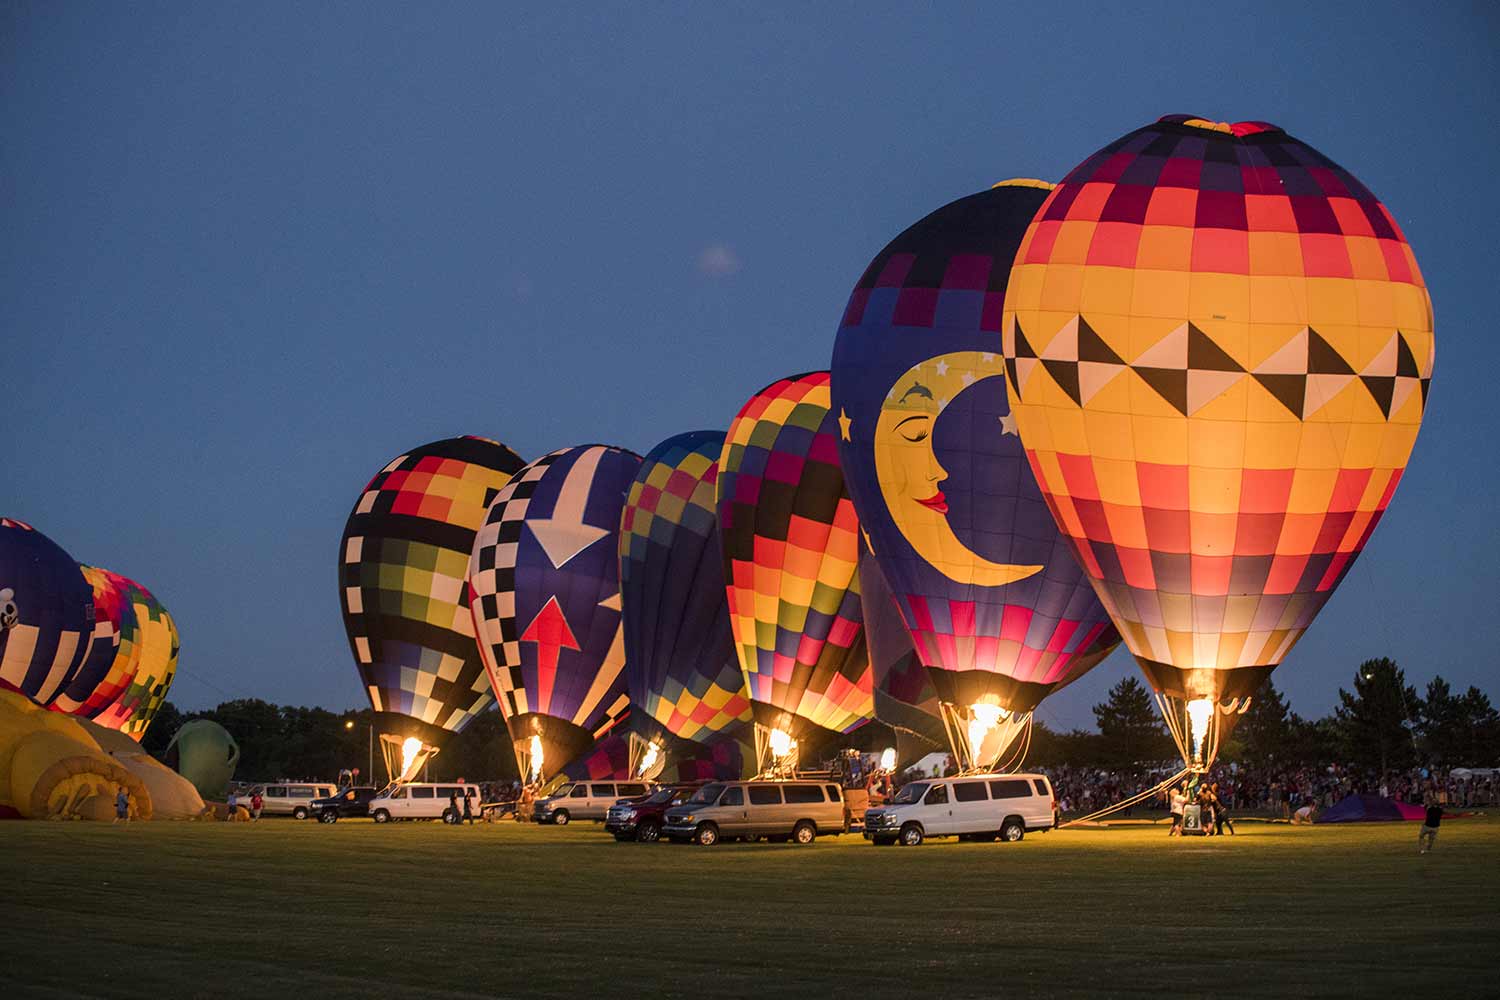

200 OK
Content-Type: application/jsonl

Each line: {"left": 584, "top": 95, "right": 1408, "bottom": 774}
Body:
{"left": 521, "top": 595, "right": 579, "bottom": 714}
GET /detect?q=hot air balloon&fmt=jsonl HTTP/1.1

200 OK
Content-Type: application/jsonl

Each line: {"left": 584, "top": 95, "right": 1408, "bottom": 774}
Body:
{"left": 830, "top": 182, "right": 1121, "bottom": 771}
{"left": 618, "top": 431, "right": 753, "bottom": 781}
{"left": 59, "top": 568, "right": 146, "bottom": 720}
{"left": 855, "top": 550, "right": 944, "bottom": 768}
{"left": 1002, "top": 116, "right": 1434, "bottom": 770}
{"left": 51, "top": 565, "right": 140, "bottom": 716}
{"left": 468, "top": 444, "right": 643, "bottom": 785}
{"left": 93, "top": 579, "right": 178, "bottom": 741}
{"left": 339, "top": 436, "right": 525, "bottom": 781}
{"left": 0, "top": 518, "right": 94, "bottom": 707}
{"left": 716, "top": 373, "right": 873, "bottom": 776}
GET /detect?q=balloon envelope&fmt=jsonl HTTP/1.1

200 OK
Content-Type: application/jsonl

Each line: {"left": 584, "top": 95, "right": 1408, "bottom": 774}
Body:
{"left": 619, "top": 431, "right": 751, "bottom": 749}
{"left": 1002, "top": 115, "right": 1434, "bottom": 705}
{"left": 468, "top": 444, "right": 643, "bottom": 778}
{"left": 53, "top": 565, "right": 140, "bottom": 716}
{"left": 339, "top": 436, "right": 526, "bottom": 754}
{"left": 0, "top": 518, "right": 94, "bottom": 707}
{"left": 830, "top": 183, "right": 1119, "bottom": 715}
{"left": 92, "top": 579, "right": 178, "bottom": 741}
{"left": 716, "top": 372, "right": 873, "bottom": 747}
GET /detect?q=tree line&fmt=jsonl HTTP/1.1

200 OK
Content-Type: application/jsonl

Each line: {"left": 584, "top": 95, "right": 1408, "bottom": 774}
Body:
{"left": 144, "top": 657, "right": 1498, "bottom": 783}
{"left": 1029, "top": 657, "right": 1500, "bottom": 773}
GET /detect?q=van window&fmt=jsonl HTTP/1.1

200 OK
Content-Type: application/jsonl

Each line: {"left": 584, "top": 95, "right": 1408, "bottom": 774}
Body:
{"left": 390, "top": 786, "right": 407, "bottom": 799}
{"left": 570, "top": 786, "right": 589, "bottom": 798}
{"left": 720, "top": 787, "right": 745, "bottom": 806}
{"left": 591, "top": 784, "right": 617, "bottom": 798}
{"left": 1032, "top": 779, "right": 1050, "bottom": 797}
{"left": 989, "top": 779, "right": 1030, "bottom": 799}
{"left": 825, "top": 785, "right": 842, "bottom": 802}
{"left": 266, "top": 787, "right": 287, "bottom": 798}
{"left": 953, "top": 782, "right": 988, "bottom": 803}
{"left": 412, "top": 787, "right": 435, "bottom": 799}
{"left": 436, "top": 787, "right": 460, "bottom": 798}
{"left": 891, "top": 782, "right": 928, "bottom": 805}
{"left": 748, "top": 786, "right": 782, "bottom": 805}
{"left": 783, "top": 785, "right": 824, "bottom": 804}
{"left": 923, "top": 785, "right": 949, "bottom": 806}
{"left": 687, "top": 783, "right": 724, "bottom": 805}
{"left": 289, "top": 786, "right": 313, "bottom": 797}
{"left": 618, "top": 784, "right": 646, "bottom": 797}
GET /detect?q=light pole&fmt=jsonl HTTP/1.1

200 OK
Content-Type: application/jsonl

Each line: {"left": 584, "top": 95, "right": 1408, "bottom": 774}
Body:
{"left": 345, "top": 719, "right": 373, "bottom": 785}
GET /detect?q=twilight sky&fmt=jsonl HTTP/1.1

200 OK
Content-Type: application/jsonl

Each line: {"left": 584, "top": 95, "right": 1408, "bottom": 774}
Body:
{"left": 6, "top": 3, "right": 1497, "bottom": 731}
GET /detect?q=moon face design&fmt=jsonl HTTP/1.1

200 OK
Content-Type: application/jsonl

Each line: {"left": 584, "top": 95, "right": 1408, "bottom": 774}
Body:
{"left": 873, "top": 351, "right": 1042, "bottom": 588}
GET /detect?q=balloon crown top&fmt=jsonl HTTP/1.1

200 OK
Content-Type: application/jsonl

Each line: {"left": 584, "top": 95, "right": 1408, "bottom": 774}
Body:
{"left": 990, "top": 178, "right": 1056, "bottom": 191}
{"left": 1156, "top": 114, "right": 1282, "bottom": 138}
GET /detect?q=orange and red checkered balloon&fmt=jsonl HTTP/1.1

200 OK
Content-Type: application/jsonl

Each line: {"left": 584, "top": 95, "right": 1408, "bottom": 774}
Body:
{"left": 716, "top": 373, "right": 874, "bottom": 741}
{"left": 1002, "top": 115, "right": 1433, "bottom": 703}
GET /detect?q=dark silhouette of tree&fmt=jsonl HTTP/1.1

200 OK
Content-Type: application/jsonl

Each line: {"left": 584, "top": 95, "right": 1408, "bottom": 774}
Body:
{"left": 1458, "top": 687, "right": 1500, "bottom": 766}
{"left": 1229, "top": 679, "right": 1293, "bottom": 765}
{"left": 1335, "top": 657, "right": 1420, "bottom": 773}
{"left": 1419, "top": 676, "right": 1465, "bottom": 765}
{"left": 1092, "top": 676, "right": 1170, "bottom": 770}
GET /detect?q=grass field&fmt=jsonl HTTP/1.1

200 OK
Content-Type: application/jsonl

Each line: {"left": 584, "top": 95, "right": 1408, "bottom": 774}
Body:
{"left": 4, "top": 813, "right": 1496, "bottom": 999}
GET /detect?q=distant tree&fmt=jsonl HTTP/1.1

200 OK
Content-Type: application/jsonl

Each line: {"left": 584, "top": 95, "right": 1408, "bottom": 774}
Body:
{"left": 1027, "top": 720, "right": 1104, "bottom": 767}
{"left": 140, "top": 700, "right": 186, "bottom": 759}
{"left": 1229, "top": 679, "right": 1293, "bottom": 766}
{"left": 1092, "top": 677, "right": 1171, "bottom": 770}
{"left": 1458, "top": 687, "right": 1500, "bottom": 766}
{"left": 1418, "top": 676, "right": 1465, "bottom": 765}
{"left": 1335, "top": 657, "right": 1420, "bottom": 773}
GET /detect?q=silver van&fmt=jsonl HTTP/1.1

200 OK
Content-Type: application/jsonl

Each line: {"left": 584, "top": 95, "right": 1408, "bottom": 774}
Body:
{"left": 249, "top": 782, "right": 338, "bottom": 820}
{"left": 863, "top": 772, "right": 1055, "bottom": 846}
{"left": 534, "top": 781, "right": 651, "bottom": 825}
{"left": 662, "top": 780, "right": 845, "bottom": 846}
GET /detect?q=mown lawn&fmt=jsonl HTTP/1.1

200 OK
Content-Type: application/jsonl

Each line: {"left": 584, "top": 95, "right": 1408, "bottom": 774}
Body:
{"left": 3, "top": 813, "right": 1495, "bottom": 998}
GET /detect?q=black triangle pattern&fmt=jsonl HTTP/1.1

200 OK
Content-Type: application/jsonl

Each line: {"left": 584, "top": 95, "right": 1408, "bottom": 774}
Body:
{"left": 1017, "top": 318, "right": 1423, "bottom": 421}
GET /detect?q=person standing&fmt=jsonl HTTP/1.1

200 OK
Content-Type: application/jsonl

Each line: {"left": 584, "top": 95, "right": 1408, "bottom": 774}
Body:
{"left": 226, "top": 790, "right": 239, "bottom": 821}
{"left": 1210, "top": 782, "right": 1235, "bottom": 836}
{"left": 1168, "top": 784, "right": 1186, "bottom": 837}
{"left": 250, "top": 791, "right": 264, "bottom": 822}
{"left": 447, "top": 791, "right": 460, "bottom": 825}
{"left": 462, "top": 789, "right": 475, "bottom": 826}
{"left": 1419, "top": 794, "right": 1442, "bottom": 854}
{"left": 113, "top": 787, "right": 130, "bottom": 824}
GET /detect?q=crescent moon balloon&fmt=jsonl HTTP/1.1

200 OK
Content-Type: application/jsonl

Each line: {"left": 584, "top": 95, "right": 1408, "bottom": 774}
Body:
{"left": 873, "top": 350, "right": 1041, "bottom": 588}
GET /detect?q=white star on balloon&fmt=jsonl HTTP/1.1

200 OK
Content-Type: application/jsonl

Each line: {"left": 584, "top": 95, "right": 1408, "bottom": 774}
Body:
{"left": 981, "top": 352, "right": 995, "bottom": 362}
{"left": 960, "top": 371, "right": 976, "bottom": 386}
{"left": 1000, "top": 412, "right": 1018, "bottom": 436}
{"left": 934, "top": 359, "right": 949, "bottom": 375}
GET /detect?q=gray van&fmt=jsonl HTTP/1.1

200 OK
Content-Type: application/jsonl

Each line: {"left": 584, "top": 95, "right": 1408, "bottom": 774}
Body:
{"left": 662, "top": 780, "right": 845, "bottom": 846}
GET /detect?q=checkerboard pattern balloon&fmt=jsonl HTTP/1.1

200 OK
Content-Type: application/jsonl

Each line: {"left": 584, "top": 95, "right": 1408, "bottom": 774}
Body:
{"left": 620, "top": 431, "right": 751, "bottom": 744}
{"left": 716, "top": 373, "right": 873, "bottom": 736}
{"left": 52, "top": 565, "right": 141, "bottom": 716}
{"left": 1003, "top": 115, "right": 1434, "bottom": 700}
{"left": 0, "top": 518, "right": 95, "bottom": 707}
{"left": 340, "top": 436, "right": 525, "bottom": 736}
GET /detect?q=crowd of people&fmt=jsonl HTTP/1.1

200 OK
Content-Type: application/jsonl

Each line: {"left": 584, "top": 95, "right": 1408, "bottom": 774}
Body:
{"left": 1041, "top": 762, "right": 1498, "bottom": 819}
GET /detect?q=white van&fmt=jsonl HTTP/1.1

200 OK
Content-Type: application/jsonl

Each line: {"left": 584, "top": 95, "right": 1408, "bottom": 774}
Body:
{"left": 534, "top": 781, "right": 652, "bottom": 825}
{"left": 863, "top": 773, "right": 1055, "bottom": 846}
{"left": 369, "top": 782, "right": 483, "bottom": 823}
{"left": 249, "top": 782, "right": 339, "bottom": 820}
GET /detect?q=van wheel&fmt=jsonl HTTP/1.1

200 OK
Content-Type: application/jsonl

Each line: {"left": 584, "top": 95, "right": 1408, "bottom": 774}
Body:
{"left": 372, "top": 809, "right": 390, "bottom": 824}
{"left": 899, "top": 823, "right": 924, "bottom": 847}
{"left": 635, "top": 821, "right": 660, "bottom": 843}
{"left": 552, "top": 810, "right": 570, "bottom": 826}
{"left": 1001, "top": 818, "right": 1026, "bottom": 842}
{"left": 695, "top": 823, "right": 719, "bottom": 846}
{"left": 793, "top": 821, "right": 816, "bottom": 845}
{"left": 319, "top": 811, "right": 337, "bottom": 824}
{"left": 292, "top": 807, "right": 309, "bottom": 820}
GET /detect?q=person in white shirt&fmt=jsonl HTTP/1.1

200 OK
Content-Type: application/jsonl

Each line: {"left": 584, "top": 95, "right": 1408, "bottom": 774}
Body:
{"left": 1169, "top": 784, "right": 1187, "bottom": 837}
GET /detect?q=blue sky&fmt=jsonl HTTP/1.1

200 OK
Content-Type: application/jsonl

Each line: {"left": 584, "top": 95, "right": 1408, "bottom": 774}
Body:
{"left": 6, "top": 3, "right": 1497, "bottom": 731}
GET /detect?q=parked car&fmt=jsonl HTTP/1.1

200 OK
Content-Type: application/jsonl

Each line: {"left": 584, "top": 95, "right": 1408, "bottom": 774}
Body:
{"left": 534, "top": 780, "right": 651, "bottom": 825}
{"left": 312, "top": 786, "right": 379, "bottom": 823}
{"left": 862, "top": 773, "right": 1056, "bottom": 846}
{"left": 662, "top": 780, "right": 845, "bottom": 846}
{"left": 604, "top": 784, "right": 700, "bottom": 842}
{"left": 244, "top": 782, "right": 338, "bottom": 820}
{"left": 367, "top": 782, "right": 484, "bottom": 823}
